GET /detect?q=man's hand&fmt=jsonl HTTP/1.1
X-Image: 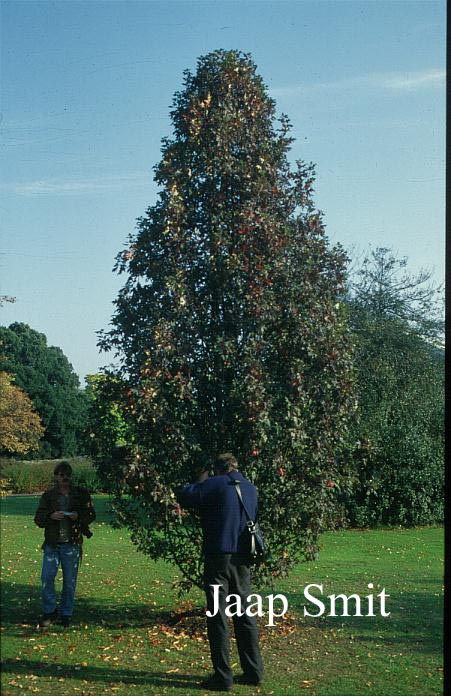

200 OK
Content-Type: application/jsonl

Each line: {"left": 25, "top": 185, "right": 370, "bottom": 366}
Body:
{"left": 68, "top": 512, "right": 78, "bottom": 521}
{"left": 50, "top": 511, "right": 64, "bottom": 520}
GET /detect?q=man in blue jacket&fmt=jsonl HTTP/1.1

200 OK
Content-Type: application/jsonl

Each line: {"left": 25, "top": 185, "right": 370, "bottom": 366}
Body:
{"left": 177, "top": 452, "right": 264, "bottom": 692}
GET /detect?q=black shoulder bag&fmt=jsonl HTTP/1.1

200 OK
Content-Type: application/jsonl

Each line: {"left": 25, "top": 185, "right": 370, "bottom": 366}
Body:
{"left": 231, "top": 479, "right": 266, "bottom": 560}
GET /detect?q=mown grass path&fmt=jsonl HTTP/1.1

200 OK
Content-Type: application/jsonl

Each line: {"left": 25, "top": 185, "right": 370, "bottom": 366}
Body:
{"left": 0, "top": 496, "right": 443, "bottom": 695}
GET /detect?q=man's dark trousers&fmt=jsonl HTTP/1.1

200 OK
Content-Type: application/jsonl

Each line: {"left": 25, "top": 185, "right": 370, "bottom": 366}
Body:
{"left": 204, "top": 553, "right": 264, "bottom": 687}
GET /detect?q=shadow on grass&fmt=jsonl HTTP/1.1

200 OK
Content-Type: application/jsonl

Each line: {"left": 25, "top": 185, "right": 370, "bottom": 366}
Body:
{"left": 0, "top": 658, "right": 205, "bottom": 690}
{"left": 2, "top": 580, "right": 442, "bottom": 655}
{"left": 1, "top": 580, "right": 205, "bottom": 633}
{"left": 1, "top": 582, "right": 208, "bottom": 690}
{"left": 285, "top": 587, "right": 443, "bottom": 655}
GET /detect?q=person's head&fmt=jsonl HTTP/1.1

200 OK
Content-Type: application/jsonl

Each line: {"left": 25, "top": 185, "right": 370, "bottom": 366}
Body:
{"left": 54, "top": 461, "right": 73, "bottom": 485}
{"left": 191, "top": 452, "right": 211, "bottom": 479}
{"left": 214, "top": 452, "right": 238, "bottom": 476}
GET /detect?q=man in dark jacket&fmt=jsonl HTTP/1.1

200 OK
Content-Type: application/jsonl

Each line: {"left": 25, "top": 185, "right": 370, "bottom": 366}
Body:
{"left": 34, "top": 461, "right": 96, "bottom": 627}
{"left": 177, "top": 452, "right": 263, "bottom": 692}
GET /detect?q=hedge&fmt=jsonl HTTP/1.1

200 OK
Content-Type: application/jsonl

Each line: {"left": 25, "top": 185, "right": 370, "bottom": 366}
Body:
{"left": 0, "top": 457, "right": 103, "bottom": 495}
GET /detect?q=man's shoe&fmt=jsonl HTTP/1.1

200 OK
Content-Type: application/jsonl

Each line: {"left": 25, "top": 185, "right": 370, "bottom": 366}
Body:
{"left": 200, "top": 675, "right": 232, "bottom": 692}
{"left": 39, "top": 610, "right": 58, "bottom": 627}
{"left": 61, "top": 615, "right": 71, "bottom": 628}
{"left": 235, "top": 673, "right": 262, "bottom": 686}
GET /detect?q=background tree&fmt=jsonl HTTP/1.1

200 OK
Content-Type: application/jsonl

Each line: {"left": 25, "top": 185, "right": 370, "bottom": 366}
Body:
{"left": 349, "top": 246, "right": 444, "bottom": 342}
{"left": 0, "top": 296, "right": 16, "bottom": 307}
{"left": 342, "top": 248, "right": 444, "bottom": 526}
{"left": 0, "top": 371, "right": 44, "bottom": 455}
{"left": 98, "top": 49, "right": 356, "bottom": 590}
{"left": 0, "top": 323, "right": 86, "bottom": 458}
{"left": 83, "top": 373, "right": 132, "bottom": 492}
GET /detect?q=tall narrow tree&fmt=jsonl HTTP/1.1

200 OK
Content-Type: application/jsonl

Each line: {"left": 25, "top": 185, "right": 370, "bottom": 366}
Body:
{"left": 98, "top": 50, "right": 355, "bottom": 589}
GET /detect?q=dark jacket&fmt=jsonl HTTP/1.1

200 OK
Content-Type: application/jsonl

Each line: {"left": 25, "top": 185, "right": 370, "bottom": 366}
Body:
{"left": 34, "top": 485, "right": 96, "bottom": 547}
{"left": 177, "top": 471, "right": 258, "bottom": 555}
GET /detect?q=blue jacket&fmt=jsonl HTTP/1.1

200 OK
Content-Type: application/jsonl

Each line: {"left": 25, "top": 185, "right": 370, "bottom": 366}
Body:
{"left": 177, "top": 471, "right": 258, "bottom": 555}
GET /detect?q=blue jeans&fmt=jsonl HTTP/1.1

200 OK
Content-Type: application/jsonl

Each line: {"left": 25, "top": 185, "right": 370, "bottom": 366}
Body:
{"left": 41, "top": 543, "right": 80, "bottom": 617}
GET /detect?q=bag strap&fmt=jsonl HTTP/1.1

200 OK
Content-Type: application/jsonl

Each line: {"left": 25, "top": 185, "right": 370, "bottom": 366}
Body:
{"left": 230, "top": 478, "right": 255, "bottom": 524}
{"left": 230, "top": 479, "right": 258, "bottom": 555}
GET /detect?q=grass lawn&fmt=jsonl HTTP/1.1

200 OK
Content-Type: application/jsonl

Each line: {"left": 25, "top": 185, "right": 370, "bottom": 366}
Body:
{"left": 0, "top": 496, "right": 443, "bottom": 695}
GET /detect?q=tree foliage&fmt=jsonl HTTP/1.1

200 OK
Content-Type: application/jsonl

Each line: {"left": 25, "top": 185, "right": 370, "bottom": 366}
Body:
{"left": 83, "top": 373, "right": 132, "bottom": 491}
{"left": 0, "top": 296, "right": 15, "bottom": 307}
{"left": 98, "top": 50, "right": 356, "bottom": 590}
{"left": 0, "top": 323, "right": 86, "bottom": 458}
{"left": 349, "top": 247, "right": 444, "bottom": 343}
{"left": 0, "top": 371, "right": 44, "bottom": 454}
{"left": 342, "top": 248, "right": 444, "bottom": 526}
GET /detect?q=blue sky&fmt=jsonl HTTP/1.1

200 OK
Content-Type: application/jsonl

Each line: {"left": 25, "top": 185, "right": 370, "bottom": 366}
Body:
{"left": 0, "top": 0, "right": 445, "bottom": 383}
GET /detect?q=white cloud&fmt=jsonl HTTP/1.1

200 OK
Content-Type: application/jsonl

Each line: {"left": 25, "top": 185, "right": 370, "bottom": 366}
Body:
{"left": 380, "top": 69, "right": 445, "bottom": 90}
{"left": 5, "top": 172, "right": 152, "bottom": 197}
{"left": 270, "top": 68, "right": 445, "bottom": 97}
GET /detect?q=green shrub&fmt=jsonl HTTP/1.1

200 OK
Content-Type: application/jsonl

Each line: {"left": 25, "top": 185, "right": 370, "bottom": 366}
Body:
{"left": 71, "top": 463, "right": 103, "bottom": 493}
{"left": 0, "top": 457, "right": 103, "bottom": 494}
{"left": 343, "top": 425, "right": 444, "bottom": 528}
{"left": 342, "top": 249, "right": 444, "bottom": 528}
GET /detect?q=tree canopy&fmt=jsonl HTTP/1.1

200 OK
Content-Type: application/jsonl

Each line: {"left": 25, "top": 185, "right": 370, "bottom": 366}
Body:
{"left": 0, "top": 323, "right": 86, "bottom": 458}
{"left": 349, "top": 247, "right": 444, "bottom": 343}
{"left": 97, "top": 50, "right": 356, "bottom": 589}
{"left": 0, "top": 371, "right": 44, "bottom": 455}
{"left": 342, "top": 248, "right": 444, "bottom": 526}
